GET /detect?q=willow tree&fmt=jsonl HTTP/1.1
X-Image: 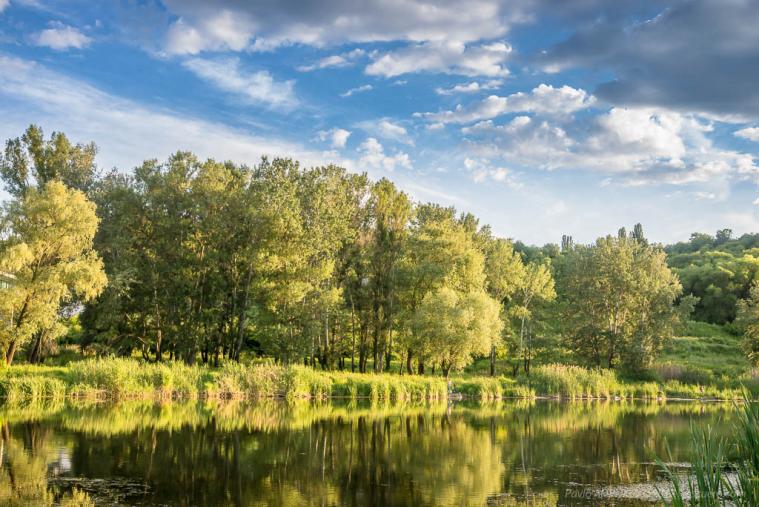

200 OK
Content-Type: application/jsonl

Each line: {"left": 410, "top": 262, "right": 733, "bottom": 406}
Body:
{"left": 0, "top": 181, "right": 106, "bottom": 365}
{"left": 413, "top": 287, "right": 502, "bottom": 377}
{"left": 558, "top": 234, "right": 691, "bottom": 371}
{"left": 399, "top": 205, "right": 489, "bottom": 373}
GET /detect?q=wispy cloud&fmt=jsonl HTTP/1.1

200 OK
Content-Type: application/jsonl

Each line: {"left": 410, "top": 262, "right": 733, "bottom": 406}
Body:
{"left": 298, "top": 49, "right": 365, "bottom": 71}
{"left": 183, "top": 57, "right": 297, "bottom": 110}
{"left": 340, "top": 84, "right": 372, "bottom": 98}
{"left": 0, "top": 54, "right": 338, "bottom": 173}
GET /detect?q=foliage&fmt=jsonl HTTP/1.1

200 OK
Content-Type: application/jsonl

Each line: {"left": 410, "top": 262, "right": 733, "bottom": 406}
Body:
{"left": 559, "top": 234, "right": 690, "bottom": 371}
{"left": 658, "top": 392, "right": 759, "bottom": 506}
{"left": 735, "top": 281, "right": 759, "bottom": 366}
{"left": 0, "top": 181, "right": 106, "bottom": 365}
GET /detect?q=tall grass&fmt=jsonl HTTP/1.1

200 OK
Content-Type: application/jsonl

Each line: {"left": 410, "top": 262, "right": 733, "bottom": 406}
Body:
{"left": 658, "top": 392, "right": 759, "bottom": 506}
{"left": 1, "top": 358, "right": 449, "bottom": 401}
{"left": 0, "top": 358, "right": 753, "bottom": 403}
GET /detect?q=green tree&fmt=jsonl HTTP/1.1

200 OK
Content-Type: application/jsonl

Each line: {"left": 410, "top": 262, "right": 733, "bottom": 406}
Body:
{"left": 482, "top": 237, "right": 525, "bottom": 375}
{"left": 398, "top": 205, "right": 486, "bottom": 373}
{"left": 0, "top": 181, "right": 107, "bottom": 365}
{"left": 0, "top": 125, "right": 98, "bottom": 198}
{"left": 510, "top": 261, "right": 555, "bottom": 375}
{"left": 559, "top": 234, "right": 688, "bottom": 371}
{"left": 413, "top": 287, "right": 502, "bottom": 376}
{"left": 736, "top": 281, "right": 759, "bottom": 366}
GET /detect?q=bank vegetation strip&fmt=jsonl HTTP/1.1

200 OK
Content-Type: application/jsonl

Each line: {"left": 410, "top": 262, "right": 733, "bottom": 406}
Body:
{"left": 0, "top": 359, "right": 754, "bottom": 403}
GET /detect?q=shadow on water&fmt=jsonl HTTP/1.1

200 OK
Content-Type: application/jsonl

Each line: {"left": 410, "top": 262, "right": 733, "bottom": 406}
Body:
{"left": 0, "top": 398, "right": 738, "bottom": 506}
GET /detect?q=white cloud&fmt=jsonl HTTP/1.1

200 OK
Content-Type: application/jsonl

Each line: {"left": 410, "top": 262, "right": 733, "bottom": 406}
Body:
{"left": 340, "top": 84, "right": 372, "bottom": 98}
{"left": 297, "top": 49, "right": 365, "bottom": 71}
{"left": 160, "top": 0, "right": 518, "bottom": 53}
{"left": 183, "top": 57, "right": 296, "bottom": 110}
{"left": 462, "top": 105, "right": 759, "bottom": 188}
{"left": 435, "top": 80, "right": 502, "bottom": 95}
{"left": 417, "top": 84, "right": 595, "bottom": 124}
{"left": 357, "top": 119, "right": 413, "bottom": 145}
{"left": 358, "top": 137, "right": 411, "bottom": 171}
{"left": 0, "top": 0, "right": 9, "bottom": 13}
{"left": 317, "top": 128, "right": 351, "bottom": 149}
{"left": 165, "top": 10, "right": 255, "bottom": 55}
{"left": 464, "top": 157, "right": 522, "bottom": 187}
{"left": 735, "top": 127, "right": 759, "bottom": 142}
{"left": 366, "top": 40, "right": 511, "bottom": 78}
{"left": 32, "top": 24, "right": 91, "bottom": 50}
{"left": 0, "top": 54, "right": 345, "bottom": 174}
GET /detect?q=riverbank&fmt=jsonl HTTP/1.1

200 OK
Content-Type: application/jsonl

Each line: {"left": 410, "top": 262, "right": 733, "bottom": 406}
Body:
{"left": 0, "top": 358, "right": 755, "bottom": 403}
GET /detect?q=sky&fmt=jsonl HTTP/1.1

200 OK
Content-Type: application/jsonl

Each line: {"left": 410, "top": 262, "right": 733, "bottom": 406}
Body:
{"left": 1, "top": 0, "right": 759, "bottom": 245}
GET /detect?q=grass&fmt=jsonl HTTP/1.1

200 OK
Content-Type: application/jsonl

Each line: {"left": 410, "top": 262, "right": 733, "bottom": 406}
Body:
{"left": 657, "top": 321, "right": 750, "bottom": 378}
{"left": 657, "top": 391, "right": 759, "bottom": 506}
{"left": 1, "top": 357, "right": 755, "bottom": 403}
{"left": 0, "top": 358, "right": 449, "bottom": 402}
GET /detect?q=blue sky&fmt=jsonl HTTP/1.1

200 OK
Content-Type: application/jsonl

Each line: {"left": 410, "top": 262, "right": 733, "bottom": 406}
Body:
{"left": 1, "top": 0, "right": 759, "bottom": 245}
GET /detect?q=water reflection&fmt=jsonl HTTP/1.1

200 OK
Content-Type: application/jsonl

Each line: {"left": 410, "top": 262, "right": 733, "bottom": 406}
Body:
{"left": 0, "top": 399, "right": 736, "bottom": 506}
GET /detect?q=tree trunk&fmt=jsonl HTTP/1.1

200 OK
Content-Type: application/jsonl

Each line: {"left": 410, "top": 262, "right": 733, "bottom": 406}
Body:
{"left": 406, "top": 348, "right": 413, "bottom": 375}
{"left": 489, "top": 345, "right": 496, "bottom": 377}
{"left": 417, "top": 358, "right": 425, "bottom": 375}
{"left": 5, "top": 339, "right": 18, "bottom": 366}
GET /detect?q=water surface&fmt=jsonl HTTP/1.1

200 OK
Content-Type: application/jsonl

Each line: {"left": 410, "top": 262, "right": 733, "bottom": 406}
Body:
{"left": 0, "top": 399, "right": 737, "bottom": 506}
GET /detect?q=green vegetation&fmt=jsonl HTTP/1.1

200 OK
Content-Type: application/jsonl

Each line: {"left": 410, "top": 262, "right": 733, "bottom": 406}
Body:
{"left": 657, "top": 321, "right": 751, "bottom": 378}
{"left": 1, "top": 125, "right": 759, "bottom": 395}
{"left": 658, "top": 392, "right": 759, "bottom": 506}
{"left": 0, "top": 357, "right": 755, "bottom": 402}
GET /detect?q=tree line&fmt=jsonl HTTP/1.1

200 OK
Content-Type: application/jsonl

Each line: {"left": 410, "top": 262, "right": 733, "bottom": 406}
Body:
{"left": 3, "top": 126, "right": 755, "bottom": 374}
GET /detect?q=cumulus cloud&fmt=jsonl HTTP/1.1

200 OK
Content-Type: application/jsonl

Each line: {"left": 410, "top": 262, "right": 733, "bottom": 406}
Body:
{"left": 358, "top": 137, "right": 411, "bottom": 171}
{"left": 32, "top": 24, "right": 91, "bottom": 50}
{"left": 317, "top": 128, "right": 351, "bottom": 149}
{"left": 736, "top": 127, "right": 759, "bottom": 142}
{"left": 165, "top": 10, "right": 255, "bottom": 55}
{"left": 462, "top": 105, "right": 759, "bottom": 187}
{"left": 357, "top": 119, "right": 413, "bottom": 145}
{"left": 366, "top": 40, "right": 511, "bottom": 78}
{"left": 297, "top": 49, "right": 365, "bottom": 71}
{"left": 340, "top": 84, "right": 372, "bottom": 98}
{"left": 417, "top": 84, "right": 594, "bottom": 124}
{"left": 464, "top": 157, "right": 522, "bottom": 187}
{"left": 183, "top": 57, "right": 296, "bottom": 110}
{"left": 435, "top": 80, "right": 503, "bottom": 95}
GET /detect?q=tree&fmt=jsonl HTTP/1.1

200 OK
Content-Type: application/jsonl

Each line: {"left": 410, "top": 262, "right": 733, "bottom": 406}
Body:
{"left": 366, "top": 179, "right": 412, "bottom": 372}
{"left": 0, "top": 181, "right": 107, "bottom": 365}
{"left": 736, "top": 281, "right": 759, "bottom": 366}
{"left": 482, "top": 237, "right": 525, "bottom": 375}
{"left": 398, "top": 205, "right": 486, "bottom": 374}
{"left": 413, "top": 287, "right": 502, "bottom": 377}
{"left": 715, "top": 228, "right": 733, "bottom": 246}
{"left": 631, "top": 223, "right": 647, "bottom": 245}
{"left": 510, "top": 261, "right": 555, "bottom": 375}
{"left": 0, "top": 125, "right": 98, "bottom": 198}
{"left": 559, "top": 234, "right": 689, "bottom": 371}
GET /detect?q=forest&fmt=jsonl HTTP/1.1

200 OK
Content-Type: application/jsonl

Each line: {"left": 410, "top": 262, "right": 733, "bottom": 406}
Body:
{"left": 2, "top": 125, "right": 759, "bottom": 380}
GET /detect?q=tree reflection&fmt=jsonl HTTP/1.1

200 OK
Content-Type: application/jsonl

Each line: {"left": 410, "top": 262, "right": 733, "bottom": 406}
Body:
{"left": 0, "top": 399, "right": 737, "bottom": 506}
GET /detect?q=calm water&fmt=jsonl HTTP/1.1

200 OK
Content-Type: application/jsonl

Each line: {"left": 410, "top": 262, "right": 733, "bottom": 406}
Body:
{"left": 0, "top": 399, "right": 738, "bottom": 506}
